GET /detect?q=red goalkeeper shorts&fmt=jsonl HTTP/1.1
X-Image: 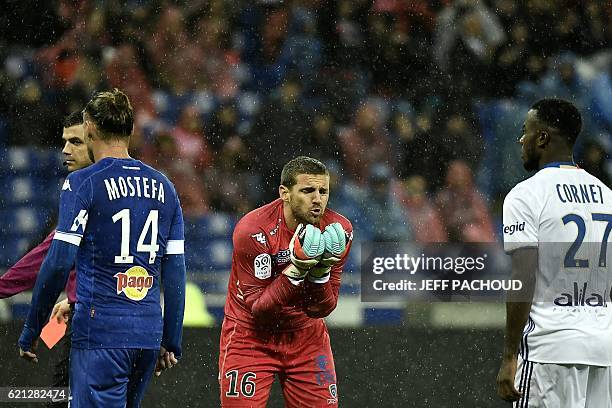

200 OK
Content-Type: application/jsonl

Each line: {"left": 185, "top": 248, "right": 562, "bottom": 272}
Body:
{"left": 218, "top": 318, "right": 338, "bottom": 407}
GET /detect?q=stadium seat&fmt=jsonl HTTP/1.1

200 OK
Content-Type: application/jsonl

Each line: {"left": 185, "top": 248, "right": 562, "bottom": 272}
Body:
{"left": 185, "top": 213, "right": 235, "bottom": 240}
{"left": 0, "top": 206, "right": 52, "bottom": 236}
{"left": 0, "top": 235, "right": 32, "bottom": 267}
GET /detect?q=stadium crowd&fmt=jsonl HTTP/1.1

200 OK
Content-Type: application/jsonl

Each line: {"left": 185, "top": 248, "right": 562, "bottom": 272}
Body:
{"left": 0, "top": 0, "right": 610, "bottom": 244}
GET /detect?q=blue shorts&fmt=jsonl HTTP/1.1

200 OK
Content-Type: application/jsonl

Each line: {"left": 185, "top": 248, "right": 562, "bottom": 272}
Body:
{"left": 69, "top": 348, "right": 158, "bottom": 408}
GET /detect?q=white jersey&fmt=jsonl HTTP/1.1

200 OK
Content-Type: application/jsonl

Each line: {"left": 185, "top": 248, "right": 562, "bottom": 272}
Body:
{"left": 503, "top": 163, "right": 612, "bottom": 365}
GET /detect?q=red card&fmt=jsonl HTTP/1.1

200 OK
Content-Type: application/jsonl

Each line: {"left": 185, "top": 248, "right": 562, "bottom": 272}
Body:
{"left": 40, "top": 319, "right": 67, "bottom": 349}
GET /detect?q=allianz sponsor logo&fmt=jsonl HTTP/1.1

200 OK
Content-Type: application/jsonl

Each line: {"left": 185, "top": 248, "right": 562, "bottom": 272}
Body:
{"left": 503, "top": 221, "right": 525, "bottom": 235}
{"left": 554, "top": 282, "right": 609, "bottom": 307}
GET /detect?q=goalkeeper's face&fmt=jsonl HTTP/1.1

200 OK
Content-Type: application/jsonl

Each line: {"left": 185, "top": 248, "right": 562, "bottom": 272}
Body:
{"left": 61, "top": 124, "right": 93, "bottom": 171}
{"left": 286, "top": 173, "right": 330, "bottom": 226}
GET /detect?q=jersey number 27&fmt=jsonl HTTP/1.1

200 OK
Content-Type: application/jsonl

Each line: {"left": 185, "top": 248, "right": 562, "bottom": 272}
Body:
{"left": 563, "top": 213, "right": 612, "bottom": 268}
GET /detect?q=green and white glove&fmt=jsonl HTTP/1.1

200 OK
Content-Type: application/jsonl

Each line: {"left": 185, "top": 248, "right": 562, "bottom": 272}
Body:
{"left": 309, "top": 223, "right": 348, "bottom": 280}
{"left": 283, "top": 224, "right": 325, "bottom": 280}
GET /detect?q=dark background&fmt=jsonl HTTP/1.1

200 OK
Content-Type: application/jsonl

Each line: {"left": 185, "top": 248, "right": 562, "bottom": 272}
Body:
{"left": 1, "top": 323, "right": 508, "bottom": 407}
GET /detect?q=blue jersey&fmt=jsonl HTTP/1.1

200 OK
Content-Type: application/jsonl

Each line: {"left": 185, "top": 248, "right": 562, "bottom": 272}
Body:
{"left": 54, "top": 157, "right": 184, "bottom": 349}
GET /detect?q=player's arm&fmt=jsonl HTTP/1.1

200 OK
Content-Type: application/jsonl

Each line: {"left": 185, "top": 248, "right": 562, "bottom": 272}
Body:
{"left": 497, "top": 248, "right": 537, "bottom": 401}
{"left": 496, "top": 187, "right": 538, "bottom": 402}
{"left": 0, "top": 231, "right": 54, "bottom": 298}
{"left": 18, "top": 173, "right": 90, "bottom": 361}
{"left": 303, "top": 223, "right": 353, "bottom": 318}
{"left": 160, "top": 198, "right": 186, "bottom": 363}
{"left": 18, "top": 240, "right": 78, "bottom": 356}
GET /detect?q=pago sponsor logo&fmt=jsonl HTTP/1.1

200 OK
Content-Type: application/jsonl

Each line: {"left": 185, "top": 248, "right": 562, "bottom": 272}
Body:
{"left": 114, "top": 266, "right": 153, "bottom": 301}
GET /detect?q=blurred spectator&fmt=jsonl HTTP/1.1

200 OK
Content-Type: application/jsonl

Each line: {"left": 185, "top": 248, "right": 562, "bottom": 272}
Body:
{"left": 366, "top": 3, "right": 434, "bottom": 99}
{"left": 436, "top": 112, "right": 483, "bottom": 176}
{"left": 303, "top": 110, "right": 342, "bottom": 166}
{"left": 539, "top": 53, "right": 588, "bottom": 105}
{"left": 9, "top": 80, "right": 58, "bottom": 147}
{"left": 104, "top": 44, "right": 155, "bottom": 114}
{"left": 171, "top": 105, "right": 214, "bottom": 172}
{"left": 207, "top": 103, "right": 240, "bottom": 152}
{"left": 580, "top": 1, "right": 610, "bottom": 53}
{"left": 394, "top": 108, "right": 446, "bottom": 192}
{"left": 397, "top": 176, "right": 447, "bottom": 244}
{"left": 249, "top": 75, "right": 311, "bottom": 198}
{"left": 0, "top": 0, "right": 609, "bottom": 227}
{"left": 361, "top": 164, "right": 413, "bottom": 242}
{"left": 579, "top": 140, "right": 610, "bottom": 187}
{"left": 318, "top": 0, "right": 369, "bottom": 68}
{"left": 492, "top": 22, "right": 530, "bottom": 96}
{"left": 338, "top": 101, "right": 393, "bottom": 185}
{"left": 205, "top": 135, "right": 261, "bottom": 214}
{"left": 143, "top": 133, "right": 209, "bottom": 218}
{"left": 436, "top": 161, "right": 495, "bottom": 243}
{"left": 434, "top": 0, "right": 505, "bottom": 96}
{"left": 146, "top": 7, "right": 189, "bottom": 89}
{"left": 590, "top": 64, "right": 612, "bottom": 131}
{"left": 241, "top": 4, "right": 291, "bottom": 92}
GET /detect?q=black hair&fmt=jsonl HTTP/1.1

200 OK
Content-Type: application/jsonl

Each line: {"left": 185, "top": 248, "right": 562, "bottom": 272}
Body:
{"left": 531, "top": 98, "right": 582, "bottom": 145}
{"left": 63, "top": 110, "right": 84, "bottom": 128}
{"left": 281, "top": 156, "right": 328, "bottom": 188}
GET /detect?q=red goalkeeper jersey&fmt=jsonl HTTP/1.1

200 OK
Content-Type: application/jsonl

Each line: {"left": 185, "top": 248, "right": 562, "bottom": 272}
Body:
{"left": 223, "top": 199, "right": 353, "bottom": 332}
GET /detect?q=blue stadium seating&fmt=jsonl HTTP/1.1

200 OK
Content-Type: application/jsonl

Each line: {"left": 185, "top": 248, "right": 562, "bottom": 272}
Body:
{"left": 0, "top": 175, "right": 61, "bottom": 206}
{"left": 0, "top": 235, "right": 33, "bottom": 267}
{"left": 184, "top": 213, "right": 236, "bottom": 240}
{"left": 0, "top": 207, "right": 52, "bottom": 234}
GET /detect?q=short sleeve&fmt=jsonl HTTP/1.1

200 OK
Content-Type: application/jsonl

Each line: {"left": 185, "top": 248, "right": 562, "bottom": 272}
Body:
{"left": 503, "top": 185, "right": 538, "bottom": 253}
{"left": 54, "top": 174, "right": 92, "bottom": 247}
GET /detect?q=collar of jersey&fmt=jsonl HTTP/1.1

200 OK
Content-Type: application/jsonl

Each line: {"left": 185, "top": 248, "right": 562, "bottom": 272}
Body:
{"left": 542, "top": 161, "right": 579, "bottom": 169}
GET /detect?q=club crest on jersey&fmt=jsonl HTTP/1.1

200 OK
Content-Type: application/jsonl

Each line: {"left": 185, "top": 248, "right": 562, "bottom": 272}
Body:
{"left": 114, "top": 266, "right": 153, "bottom": 301}
{"left": 251, "top": 232, "right": 267, "bottom": 246}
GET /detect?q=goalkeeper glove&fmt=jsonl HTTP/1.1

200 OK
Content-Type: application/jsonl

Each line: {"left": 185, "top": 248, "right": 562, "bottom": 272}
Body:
{"left": 309, "top": 223, "right": 348, "bottom": 279}
{"left": 283, "top": 224, "right": 325, "bottom": 280}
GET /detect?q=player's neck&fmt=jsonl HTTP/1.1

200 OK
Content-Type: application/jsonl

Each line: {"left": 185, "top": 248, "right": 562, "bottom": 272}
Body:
{"left": 282, "top": 204, "right": 299, "bottom": 232}
{"left": 92, "top": 141, "right": 131, "bottom": 162}
{"left": 538, "top": 149, "right": 574, "bottom": 170}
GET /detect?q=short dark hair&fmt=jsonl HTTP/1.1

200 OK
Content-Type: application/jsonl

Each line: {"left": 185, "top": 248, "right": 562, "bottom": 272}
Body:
{"left": 83, "top": 88, "right": 134, "bottom": 139}
{"left": 63, "top": 110, "right": 84, "bottom": 128}
{"left": 281, "top": 156, "right": 328, "bottom": 188}
{"left": 531, "top": 98, "right": 582, "bottom": 145}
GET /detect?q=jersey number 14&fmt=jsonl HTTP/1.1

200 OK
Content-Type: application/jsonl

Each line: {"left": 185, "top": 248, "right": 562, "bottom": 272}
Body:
{"left": 112, "top": 209, "right": 159, "bottom": 264}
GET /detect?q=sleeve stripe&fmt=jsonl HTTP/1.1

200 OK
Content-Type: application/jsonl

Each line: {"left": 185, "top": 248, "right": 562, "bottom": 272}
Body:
{"left": 53, "top": 231, "right": 82, "bottom": 246}
{"left": 166, "top": 240, "right": 185, "bottom": 255}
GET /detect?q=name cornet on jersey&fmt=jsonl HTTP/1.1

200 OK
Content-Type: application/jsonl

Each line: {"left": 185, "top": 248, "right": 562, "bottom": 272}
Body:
{"left": 103, "top": 176, "right": 165, "bottom": 203}
{"left": 556, "top": 183, "right": 604, "bottom": 204}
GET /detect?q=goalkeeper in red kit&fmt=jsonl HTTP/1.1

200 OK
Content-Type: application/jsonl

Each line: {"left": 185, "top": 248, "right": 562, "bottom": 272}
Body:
{"left": 219, "top": 156, "right": 353, "bottom": 407}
